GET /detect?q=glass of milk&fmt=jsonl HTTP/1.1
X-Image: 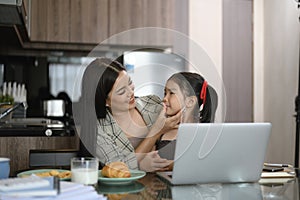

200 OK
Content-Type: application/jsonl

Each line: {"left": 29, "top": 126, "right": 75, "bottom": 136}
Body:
{"left": 71, "top": 157, "right": 99, "bottom": 185}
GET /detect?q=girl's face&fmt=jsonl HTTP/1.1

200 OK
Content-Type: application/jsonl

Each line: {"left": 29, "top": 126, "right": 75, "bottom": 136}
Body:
{"left": 106, "top": 70, "right": 136, "bottom": 113}
{"left": 163, "top": 79, "right": 185, "bottom": 116}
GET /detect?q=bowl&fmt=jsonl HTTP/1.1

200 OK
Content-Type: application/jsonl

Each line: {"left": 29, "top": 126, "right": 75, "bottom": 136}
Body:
{"left": 0, "top": 157, "right": 10, "bottom": 179}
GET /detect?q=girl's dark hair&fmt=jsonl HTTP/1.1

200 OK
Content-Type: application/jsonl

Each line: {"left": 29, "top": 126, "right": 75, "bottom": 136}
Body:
{"left": 94, "top": 58, "right": 126, "bottom": 119}
{"left": 168, "top": 72, "right": 216, "bottom": 123}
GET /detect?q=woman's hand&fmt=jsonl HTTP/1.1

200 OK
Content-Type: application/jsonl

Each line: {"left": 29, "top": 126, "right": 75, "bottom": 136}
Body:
{"left": 164, "top": 108, "right": 182, "bottom": 131}
{"left": 139, "top": 151, "right": 173, "bottom": 172}
{"left": 135, "top": 104, "right": 182, "bottom": 154}
{"left": 149, "top": 104, "right": 182, "bottom": 137}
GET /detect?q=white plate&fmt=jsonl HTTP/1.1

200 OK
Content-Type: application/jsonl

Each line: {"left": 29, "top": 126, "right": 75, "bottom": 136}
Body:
{"left": 97, "top": 181, "right": 145, "bottom": 194}
{"left": 17, "top": 169, "right": 71, "bottom": 181}
{"left": 99, "top": 170, "right": 146, "bottom": 185}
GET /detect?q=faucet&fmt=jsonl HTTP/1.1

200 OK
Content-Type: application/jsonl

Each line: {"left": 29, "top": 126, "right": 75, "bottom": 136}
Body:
{"left": 0, "top": 102, "right": 12, "bottom": 107}
{"left": 0, "top": 102, "right": 28, "bottom": 120}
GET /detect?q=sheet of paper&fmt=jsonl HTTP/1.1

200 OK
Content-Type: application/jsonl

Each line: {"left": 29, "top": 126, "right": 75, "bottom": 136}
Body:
{"left": 0, "top": 181, "right": 106, "bottom": 200}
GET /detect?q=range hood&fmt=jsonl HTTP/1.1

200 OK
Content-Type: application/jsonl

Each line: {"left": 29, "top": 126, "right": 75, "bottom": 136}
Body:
{"left": 0, "top": 0, "right": 27, "bottom": 25}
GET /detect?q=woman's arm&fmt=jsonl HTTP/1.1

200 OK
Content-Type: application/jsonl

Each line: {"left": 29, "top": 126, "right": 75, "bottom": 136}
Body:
{"left": 135, "top": 107, "right": 182, "bottom": 154}
{"left": 96, "top": 122, "right": 138, "bottom": 170}
{"left": 97, "top": 126, "right": 171, "bottom": 172}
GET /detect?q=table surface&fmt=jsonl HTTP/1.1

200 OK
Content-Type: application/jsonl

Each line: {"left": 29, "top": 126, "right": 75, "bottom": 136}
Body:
{"left": 95, "top": 172, "right": 300, "bottom": 200}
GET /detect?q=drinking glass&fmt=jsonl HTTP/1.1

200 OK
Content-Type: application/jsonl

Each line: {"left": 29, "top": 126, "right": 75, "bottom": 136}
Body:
{"left": 71, "top": 157, "right": 99, "bottom": 185}
{"left": 0, "top": 158, "right": 10, "bottom": 179}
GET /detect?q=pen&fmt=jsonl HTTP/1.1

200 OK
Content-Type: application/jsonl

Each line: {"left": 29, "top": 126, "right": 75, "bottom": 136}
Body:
{"left": 264, "top": 163, "right": 293, "bottom": 168}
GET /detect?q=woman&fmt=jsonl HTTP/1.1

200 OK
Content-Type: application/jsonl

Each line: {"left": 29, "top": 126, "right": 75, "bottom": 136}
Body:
{"left": 156, "top": 72, "right": 217, "bottom": 151}
{"left": 77, "top": 58, "right": 181, "bottom": 172}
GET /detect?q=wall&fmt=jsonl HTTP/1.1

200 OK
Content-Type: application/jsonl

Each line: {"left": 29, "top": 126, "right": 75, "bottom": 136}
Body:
{"left": 190, "top": 0, "right": 299, "bottom": 165}
{"left": 189, "top": 0, "right": 222, "bottom": 70}
{"left": 222, "top": 0, "right": 253, "bottom": 122}
{"left": 254, "top": 0, "right": 299, "bottom": 165}
{"left": 189, "top": 0, "right": 253, "bottom": 123}
{"left": 188, "top": 0, "right": 223, "bottom": 122}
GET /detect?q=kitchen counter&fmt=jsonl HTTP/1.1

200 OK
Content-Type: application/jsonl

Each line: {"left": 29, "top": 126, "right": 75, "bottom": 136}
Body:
{"left": 0, "top": 131, "right": 79, "bottom": 176}
{"left": 0, "top": 124, "right": 75, "bottom": 137}
{"left": 0, "top": 118, "right": 75, "bottom": 136}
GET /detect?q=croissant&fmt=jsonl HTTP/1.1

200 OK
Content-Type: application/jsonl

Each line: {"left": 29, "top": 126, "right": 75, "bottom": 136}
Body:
{"left": 101, "top": 161, "right": 131, "bottom": 178}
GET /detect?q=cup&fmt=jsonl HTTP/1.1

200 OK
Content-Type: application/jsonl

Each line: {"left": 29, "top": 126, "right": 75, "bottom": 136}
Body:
{"left": 71, "top": 157, "right": 99, "bottom": 185}
{"left": 0, "top": 158, "right": 10, "bottom": 179}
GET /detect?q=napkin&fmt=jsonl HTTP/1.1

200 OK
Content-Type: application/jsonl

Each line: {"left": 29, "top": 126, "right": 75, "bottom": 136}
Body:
{"left": 0, "top": 181, "right": 106, "bottom": 200}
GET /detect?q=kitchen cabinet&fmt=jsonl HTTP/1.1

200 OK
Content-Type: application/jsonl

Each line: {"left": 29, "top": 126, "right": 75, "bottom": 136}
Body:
{"left": 70, "top": 0, "right": 108, "bottom": 44}
{"left": 30, "top": 0, "right": 70, "bottom": 42}
{"left": 29, "top": 0, "right": 108, "bottom": 44}
{"left": 108, "top": 0, "right": 174, "bottom": 46}
{"left": 28, "top": 0, "right": 173, "bottom": 47}
{"left": 0, "top": 136, "right": 79, "bottom": 176}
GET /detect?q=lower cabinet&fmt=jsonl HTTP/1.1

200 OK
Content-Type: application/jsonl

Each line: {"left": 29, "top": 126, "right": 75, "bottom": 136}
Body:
{"left": 0, "top": 136, "right": 79, "bottom": 176}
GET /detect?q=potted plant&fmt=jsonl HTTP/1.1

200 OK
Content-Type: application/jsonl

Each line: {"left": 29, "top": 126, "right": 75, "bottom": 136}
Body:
{"left": 0, "top": 94, "right": 14, "bottom": 105}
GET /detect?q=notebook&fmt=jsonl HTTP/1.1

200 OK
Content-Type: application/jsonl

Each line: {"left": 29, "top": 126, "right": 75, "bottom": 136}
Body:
{"left": 157, "top": 123, "right": 271, "bottom": 185}
{"left": 0, "top": 176, "right": 59, "bottom": 197}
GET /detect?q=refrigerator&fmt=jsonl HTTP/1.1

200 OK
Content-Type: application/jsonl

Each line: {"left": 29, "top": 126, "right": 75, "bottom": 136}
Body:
{"left": 123, "top": 51, "right": 186, "bottom": 99}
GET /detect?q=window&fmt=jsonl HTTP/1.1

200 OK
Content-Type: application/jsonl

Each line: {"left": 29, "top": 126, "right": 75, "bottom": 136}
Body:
{"left": 49, "top": 63, "right": 85, "bottom": 102}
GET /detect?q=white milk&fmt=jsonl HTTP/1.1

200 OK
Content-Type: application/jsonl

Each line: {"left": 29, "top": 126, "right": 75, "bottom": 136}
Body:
{"left": 71, "top": 168, "right": 98, "bottom": 185}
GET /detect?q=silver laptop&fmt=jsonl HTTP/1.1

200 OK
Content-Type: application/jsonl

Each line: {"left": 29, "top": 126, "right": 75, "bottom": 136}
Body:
{"left": 157, "top": 123, "right": 271, "bottom": 185}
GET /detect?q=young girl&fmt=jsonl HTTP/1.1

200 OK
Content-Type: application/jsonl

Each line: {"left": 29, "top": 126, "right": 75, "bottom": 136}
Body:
{"left": 156, "top": 72, "right": 217, "bottom": 151}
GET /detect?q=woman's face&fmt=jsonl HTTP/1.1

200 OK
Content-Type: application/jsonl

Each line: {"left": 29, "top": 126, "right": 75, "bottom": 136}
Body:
{"left": 163, "top": 79, "right": 185, "bottom": 116}
{"left": 106, "top": 70, "right": 136, "bottom": 113}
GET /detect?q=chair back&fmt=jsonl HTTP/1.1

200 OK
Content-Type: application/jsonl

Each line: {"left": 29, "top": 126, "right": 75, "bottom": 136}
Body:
{"left": 29, "top": 149, "right": 78, "bottom": 169}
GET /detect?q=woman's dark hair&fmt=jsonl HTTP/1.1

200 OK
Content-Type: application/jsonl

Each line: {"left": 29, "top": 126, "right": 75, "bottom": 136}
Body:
{"left": 74, "top": 57, "right": 125, "bottom": 157}
{"left": 168, "top": 72, "right": 216, "bottom": 123}
{"left": 94, "top": 58, "right": 126, "bottom": 119}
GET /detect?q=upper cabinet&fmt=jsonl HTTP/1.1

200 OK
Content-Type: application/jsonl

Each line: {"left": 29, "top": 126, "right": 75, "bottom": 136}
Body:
{"left": 28, "top": 0, "right": 174, "bottom": 46}
{"left": 108, "top": 0, "right": 174, "bottom": 46}
{"left": 69, "top": 0, "right": 108, "bottom": 44}
{"left": 29, "top": 0, "right": 108, "bottom": 44}
{"left": 30, "top": 0, "right": 70, "bottom": 42}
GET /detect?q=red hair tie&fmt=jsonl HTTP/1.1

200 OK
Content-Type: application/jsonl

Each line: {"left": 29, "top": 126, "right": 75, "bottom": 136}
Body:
{"left": 200, "top": 80, "right": 208, "bottom": 105}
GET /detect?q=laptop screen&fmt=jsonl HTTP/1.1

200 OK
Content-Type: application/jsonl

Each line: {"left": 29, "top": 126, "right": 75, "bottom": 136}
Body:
{"left": 159, "top": 123, "right": 271, "bottom": 185}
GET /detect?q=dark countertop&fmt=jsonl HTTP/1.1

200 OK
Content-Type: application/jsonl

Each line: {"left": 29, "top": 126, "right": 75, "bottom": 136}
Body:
{"left": 0, "top": 117, "right": 76, "bottom": 137}
{"left": 0, "top": 124, "right": 75, "bottom": 137}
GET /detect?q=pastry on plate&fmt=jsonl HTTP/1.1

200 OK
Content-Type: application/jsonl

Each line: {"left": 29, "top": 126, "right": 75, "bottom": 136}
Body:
{"left": 101, "top": 161, "right": 131, "bottom": 178}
